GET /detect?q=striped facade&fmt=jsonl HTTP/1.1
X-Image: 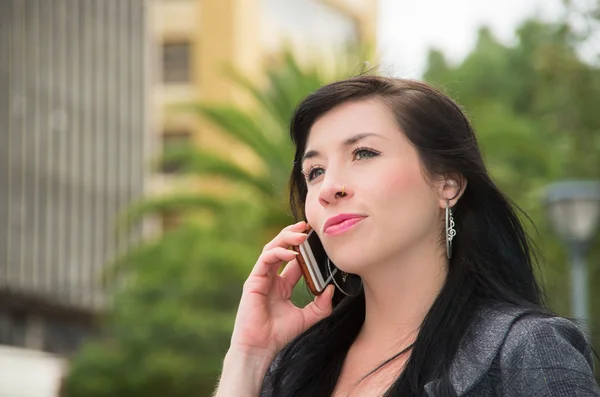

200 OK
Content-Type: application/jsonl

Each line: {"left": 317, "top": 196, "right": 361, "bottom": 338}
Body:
{"left": 0, "top": 0, "right": 153, "bottom": 354}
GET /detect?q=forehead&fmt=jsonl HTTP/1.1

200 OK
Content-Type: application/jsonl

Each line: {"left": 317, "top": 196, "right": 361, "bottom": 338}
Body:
{"left": 306, "top": 99, "right": 399, "bottom": 147}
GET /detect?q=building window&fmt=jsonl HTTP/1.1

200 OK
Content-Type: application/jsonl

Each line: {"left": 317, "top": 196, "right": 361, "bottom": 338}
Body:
{"left": 0, "top": 310, "right": 26, "bottom": 347}
{"left": 162, "top": 41, "right": 192, "bottom": 83}
{"left": 161, "top": 130, "right": 192, "bottom": 174}
{"left": 44, "top": 320, "right": 89, "bottom": 355}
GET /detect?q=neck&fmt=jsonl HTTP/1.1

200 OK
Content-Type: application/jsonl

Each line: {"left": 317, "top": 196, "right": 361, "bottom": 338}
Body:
{"left": 355, "top": 240, "right": 448, "bottom": 349}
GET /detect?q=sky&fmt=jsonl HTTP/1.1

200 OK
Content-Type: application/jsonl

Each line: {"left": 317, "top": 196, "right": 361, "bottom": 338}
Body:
{"left": 377, "top": 0, "right": 565, "bottom": 78}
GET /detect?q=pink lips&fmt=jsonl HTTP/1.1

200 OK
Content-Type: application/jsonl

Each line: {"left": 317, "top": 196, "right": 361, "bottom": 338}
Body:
{"left": 323, "top": 214, "right": 366, "bottom": 235}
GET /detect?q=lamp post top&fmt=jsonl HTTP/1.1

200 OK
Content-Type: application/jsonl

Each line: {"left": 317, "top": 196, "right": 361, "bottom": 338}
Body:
{"left": 543, "top": 180, "right": 600, "bottom": 250}
{"left": 544, "top": 181, "right": 600, "bottom": 205}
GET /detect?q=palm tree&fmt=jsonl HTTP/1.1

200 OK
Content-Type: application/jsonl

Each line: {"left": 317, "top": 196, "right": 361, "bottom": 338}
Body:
{"left": 64, "top": 45, "right": 375, "bottom": 397}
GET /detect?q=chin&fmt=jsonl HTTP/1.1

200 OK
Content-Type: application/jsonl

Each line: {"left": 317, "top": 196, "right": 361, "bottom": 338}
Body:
{"left": 329, "top": 252, "right": 368, "bottom": 275}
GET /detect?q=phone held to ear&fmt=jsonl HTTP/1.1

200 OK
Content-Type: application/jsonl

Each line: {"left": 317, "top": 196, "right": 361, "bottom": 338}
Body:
{"left": 291, "top": 225, "right": 337, "bottom": 296}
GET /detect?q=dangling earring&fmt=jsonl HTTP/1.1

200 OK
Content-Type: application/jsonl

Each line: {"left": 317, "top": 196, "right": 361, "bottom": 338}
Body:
{"left": 327, "top": 258, "right": 362, "bottom": 297}
{"left": 446, "top": 200, "right": 456, "bottom": 259}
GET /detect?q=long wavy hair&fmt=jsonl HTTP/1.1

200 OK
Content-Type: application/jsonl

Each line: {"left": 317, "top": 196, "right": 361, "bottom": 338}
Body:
{"left": 268, "top": 75, "right": 549, "bottom": 396}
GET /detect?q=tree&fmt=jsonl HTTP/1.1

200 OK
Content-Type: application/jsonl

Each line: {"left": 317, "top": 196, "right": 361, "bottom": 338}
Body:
{"left": 424, "top": 14, "right": 600, "bottom": 349}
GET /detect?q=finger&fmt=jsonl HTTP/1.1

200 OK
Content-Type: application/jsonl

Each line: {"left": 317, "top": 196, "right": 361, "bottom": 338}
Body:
{"left": 301, "top": 284, "right": 334, "bottom": 327}
{"left": 250, "top": 247, "right": 299, "bottom": 278}
{"left": 280, "top": 258, "right": 303, "bottom": 288}
{"left": 283, "top": 220, "right": 307, "bottom": 232}
{"left": 262, "top": 230, "right": 307, "bottom": 253}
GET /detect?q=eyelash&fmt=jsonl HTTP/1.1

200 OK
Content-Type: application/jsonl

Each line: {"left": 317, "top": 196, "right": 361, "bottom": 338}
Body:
{"left": 302, "top": 147, "right": 381, "bottom": 182}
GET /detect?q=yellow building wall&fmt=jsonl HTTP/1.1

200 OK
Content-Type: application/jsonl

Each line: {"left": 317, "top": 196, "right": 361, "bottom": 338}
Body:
{"left": 153, "top": 0, "right": 264, "bottom": 200}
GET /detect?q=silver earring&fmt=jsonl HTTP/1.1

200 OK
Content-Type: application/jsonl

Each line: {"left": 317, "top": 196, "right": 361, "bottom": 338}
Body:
{"left": 446, "top": 200, "right": 456, "bottom": 259}
{"left": 327, "top": 258, "right": 362, "bottom": 297}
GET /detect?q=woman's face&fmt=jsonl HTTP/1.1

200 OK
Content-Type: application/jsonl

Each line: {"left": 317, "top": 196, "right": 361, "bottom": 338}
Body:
{"left": 301, "top": 99, "right": 444, "bottom": 273}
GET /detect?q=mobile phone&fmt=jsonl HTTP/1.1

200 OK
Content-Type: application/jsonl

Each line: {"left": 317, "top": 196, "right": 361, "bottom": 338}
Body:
{"left": 292, "top": 226, "right": 338, "bottom": 295}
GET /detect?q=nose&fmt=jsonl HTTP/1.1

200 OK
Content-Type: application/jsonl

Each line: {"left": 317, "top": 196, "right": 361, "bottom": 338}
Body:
{"left": 318, "top": 181, "right": 352, "bottom": 207}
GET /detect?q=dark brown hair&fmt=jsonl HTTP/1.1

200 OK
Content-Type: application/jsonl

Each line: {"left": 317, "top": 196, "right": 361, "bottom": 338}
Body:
{"left": 267, "top": 75, "right": 546, "bottom": 396}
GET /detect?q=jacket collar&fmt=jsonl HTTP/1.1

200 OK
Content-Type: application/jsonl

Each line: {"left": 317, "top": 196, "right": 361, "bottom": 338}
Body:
{"left": 424, "top": 304, "right": 532, "bottom": 396}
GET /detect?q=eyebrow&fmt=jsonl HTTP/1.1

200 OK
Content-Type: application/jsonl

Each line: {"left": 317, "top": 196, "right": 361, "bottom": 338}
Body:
{"left": 301, "top": 132, "right": 386, "bottom": 163}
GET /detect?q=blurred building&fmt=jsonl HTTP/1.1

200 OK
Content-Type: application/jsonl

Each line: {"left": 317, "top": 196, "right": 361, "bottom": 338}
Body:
{"left": 153, "top": 0, "right": 378, "bottom": 209}
{"left": 0, "top": 0, "right": 153, "bottom": 394}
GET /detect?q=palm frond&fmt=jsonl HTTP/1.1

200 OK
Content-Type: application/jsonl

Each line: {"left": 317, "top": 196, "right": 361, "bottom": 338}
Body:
{"left": 264, "top": 55, "right": 322, "bottom": 128}
{"left": 157, "top": 147, "right": 275, "bottom": 196}
{"left": 197, "top": 103, "right": 293, "bottom": 170}
{"left": 223, "top": 66, "right": 291, "bottom": 132}
{"left": 119, "top": 194, "right": 233, "bottom": 229}
{"left": 180, "top": 103, "right": 280, "bottom": 161}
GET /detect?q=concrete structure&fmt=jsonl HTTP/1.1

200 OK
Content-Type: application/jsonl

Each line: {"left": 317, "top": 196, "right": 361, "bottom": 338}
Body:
{"left": 0, "top": 345, "right": 66, "bottom": 397}
{"left": 0, "top": 1, "right": 153, "bottom": 394}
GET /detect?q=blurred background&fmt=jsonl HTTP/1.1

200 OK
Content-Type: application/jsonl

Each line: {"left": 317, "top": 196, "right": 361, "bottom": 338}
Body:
{"left": 0, "top": 0, "right": 599, "bottom": 396}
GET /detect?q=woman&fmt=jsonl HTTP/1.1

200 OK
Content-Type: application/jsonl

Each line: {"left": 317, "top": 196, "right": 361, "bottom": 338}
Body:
{"left": 214, "top": 76, "right": 599, "bottom": 396}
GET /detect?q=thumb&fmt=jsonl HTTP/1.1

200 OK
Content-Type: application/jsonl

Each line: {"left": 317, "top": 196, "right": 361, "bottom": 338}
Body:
{"left": 302, "top": 284, "right": 334, "bottom": 328}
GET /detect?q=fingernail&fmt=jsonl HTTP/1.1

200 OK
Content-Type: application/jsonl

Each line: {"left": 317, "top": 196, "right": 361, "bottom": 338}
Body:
{"left": 287, "top": 250, "right": 299, "bottom": 255}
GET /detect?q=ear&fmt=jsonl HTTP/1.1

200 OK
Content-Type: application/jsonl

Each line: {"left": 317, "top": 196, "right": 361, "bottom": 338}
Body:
{"left": 437, "top": 175, "right": 467, "bottom": 209}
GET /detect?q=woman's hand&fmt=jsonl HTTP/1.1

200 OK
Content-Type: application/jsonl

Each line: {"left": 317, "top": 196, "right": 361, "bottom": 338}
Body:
{"left": 229, "top": 221, "right": 335, "bottom": 361}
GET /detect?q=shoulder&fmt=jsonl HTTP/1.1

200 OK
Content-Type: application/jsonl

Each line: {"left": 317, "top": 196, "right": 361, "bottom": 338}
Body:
{"left": 426, "top": 304, "right": 600, "bottom": 396}
{"left": 496, "top": 313, "right": 598, "bottom": 396}
{"left": 501, "top": 313, "right": 592, "bottom": 366}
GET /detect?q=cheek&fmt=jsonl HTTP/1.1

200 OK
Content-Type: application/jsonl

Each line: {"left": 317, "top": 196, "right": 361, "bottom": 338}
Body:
{"left": 377, "top": 161, "right": 428, "bottom": 201}
{"left": 373, "top": 162, "right": 437, "bottom": 227}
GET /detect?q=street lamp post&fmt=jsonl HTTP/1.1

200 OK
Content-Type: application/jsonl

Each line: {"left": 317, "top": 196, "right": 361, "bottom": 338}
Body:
{"left": 544, "top": 181, "right": 600, "bottom": 336}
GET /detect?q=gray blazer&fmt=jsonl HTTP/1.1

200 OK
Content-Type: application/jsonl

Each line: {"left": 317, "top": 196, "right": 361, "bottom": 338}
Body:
{"left": 424, "top": 305, "right": 599, "bottom": 396}
{"left": 260, "top": 305, "right": 600, "bottom": 396}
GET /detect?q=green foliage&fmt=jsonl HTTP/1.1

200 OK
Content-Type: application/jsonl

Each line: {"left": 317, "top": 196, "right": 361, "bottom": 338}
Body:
{"left": 424, "top": 18, "right": 600, "bottom": 322}
{"left": 66, "top": 226, "right": 256, "bottom": 397}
